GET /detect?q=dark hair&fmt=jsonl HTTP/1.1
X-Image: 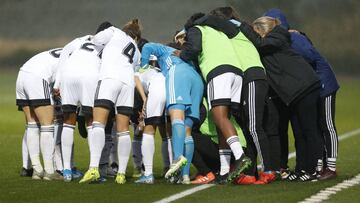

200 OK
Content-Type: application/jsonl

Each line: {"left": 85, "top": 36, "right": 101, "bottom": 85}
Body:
{"left": 95, "top": 21, "right": 113, "bottom": 34}
{"left": 122, "top": 18, "right": 142, "bottom": 40}
{"left": 184, "top": 12, "right": 205, "bottom": 30}
{"left": 137, "top": 38, "right": 149, "bottom": 52}
{"left": 210, "top": 6, "right": 240, "bottom": 21}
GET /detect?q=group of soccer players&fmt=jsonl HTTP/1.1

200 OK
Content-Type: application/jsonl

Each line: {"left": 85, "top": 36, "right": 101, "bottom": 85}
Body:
{"left": 16, "top": 6, "right": 339, "bottom": 185}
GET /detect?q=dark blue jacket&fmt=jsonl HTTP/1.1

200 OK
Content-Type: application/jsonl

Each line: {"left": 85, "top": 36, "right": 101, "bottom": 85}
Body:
{"left": 264, "top": 8, "right": 339, "bottom": 97}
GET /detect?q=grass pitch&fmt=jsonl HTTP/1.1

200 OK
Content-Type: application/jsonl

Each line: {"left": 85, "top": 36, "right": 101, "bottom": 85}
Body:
{"left": 0, "top": 70, "right": 359, "bottom": 203}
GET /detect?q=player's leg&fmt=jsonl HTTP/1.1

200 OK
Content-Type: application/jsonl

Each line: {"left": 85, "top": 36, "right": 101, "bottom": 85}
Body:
{"left": 53, "top": 118, "right": 63, "bottom": 174}
{"left": 179, "top": 119, "right": 195, "bottom": 184}
{"left": 208, "top": 73, "right": 251, "bottom": 182}
{"left": 165, "top": 107, "right": 187, "bottom": 179}
{"left": 159, "top": 123, "right": 171, "bottom": 175}
{"left": 164, "top": 66, "right": 189, "bottom": 180}
{"left": 20, "top": 122, "right": 33, "bottom": 177}
{"left": 136, "top": 74, "right": 166, "bottom": 183}
{"left": 16, "top": 72, "right": 35, "bottom": 177}
{"left": 61, "top": 110, "right": 77, "bottom": 181}
{"left": 243, "top": 80, "right": 274, "bottom": 183}
{"left": 59, "top": 76, "right": 80, "bottom": 181}
{"left": 28, "top": 76, "right": 60, "bottom": 180}
{"left": 293, "top": 88, "right": 323, "bottom": 181}
{"left": 80, "top": 79, "right": 114, "bottom": 183}
{"left": 263, "top": 95, "right": 281, "bottom": 177}
{"left": 23, "top": 106, "right": 43, "bottom": 179}
{"left": 319, "top": 93, "right": 338, "bottom": 180}
{"left": 131, "top": 90, "right": 143, "bottom": 177}
{"left": 180, "top": 72, "right": 203, "bottom": 184}
{"left": 114, "top": 83, "right": 134, "bottom": 184}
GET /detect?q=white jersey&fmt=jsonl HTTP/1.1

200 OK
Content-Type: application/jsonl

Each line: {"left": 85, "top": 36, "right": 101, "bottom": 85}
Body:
{"left": 135, "top": 65, "right": 160, "bottom": 93}
{"left": 20, "top": 48, "right": 62, "bottom": 83}
{"left": 61, "top": 37, "right": 103, "bottom": 77}
{"left": 53, "top": 35, "right": 92, "bottom": 89}
{"left": 93, "top": 26, "right": 140, "bottom": 86}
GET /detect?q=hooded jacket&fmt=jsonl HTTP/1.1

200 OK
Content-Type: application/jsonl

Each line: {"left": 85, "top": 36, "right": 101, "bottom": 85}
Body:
{"left": 264, "top": 8, "right": 339, "bottom": 97}
{"left": 239, "top": 22, "right": 320, "bottom": 105}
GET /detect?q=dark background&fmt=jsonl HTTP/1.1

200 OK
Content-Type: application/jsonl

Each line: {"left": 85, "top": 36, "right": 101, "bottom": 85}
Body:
{"left": 0, "top": 0, "right": 359, "bottom": 74}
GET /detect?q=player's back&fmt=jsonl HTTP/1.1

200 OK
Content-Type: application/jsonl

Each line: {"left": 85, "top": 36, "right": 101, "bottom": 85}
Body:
{"left": 20, "top": 48, "right": 62, "bottom": 82}
{"left": 136, "top": 65, "right": 161, "bottom": 93}
{"left": 141, "top": 43, "right": 184, "bottom": 76}
{"left": 63, "top": 38, "right": 103, "bottom": 76}
{"left": 99, "top": 26, "right": 140, "bottom": 86}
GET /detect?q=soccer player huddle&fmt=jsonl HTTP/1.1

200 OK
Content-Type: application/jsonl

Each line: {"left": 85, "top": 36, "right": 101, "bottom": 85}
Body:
{"left": 16, "top": 7, "right": 340, "bottom": 185}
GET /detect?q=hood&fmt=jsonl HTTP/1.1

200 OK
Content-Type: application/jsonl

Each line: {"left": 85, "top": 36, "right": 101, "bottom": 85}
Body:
{"left": 263, "top": 8, "right": 290, "bottom": 30}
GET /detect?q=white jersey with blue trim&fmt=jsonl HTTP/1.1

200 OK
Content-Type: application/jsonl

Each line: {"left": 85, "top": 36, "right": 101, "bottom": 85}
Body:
{"left": 140, "top": 43, "right": 183, "bottom": 76}
{"left": 93, "top": 26, "right": 140, "bottom": 86}
{"left": 20, "top": 48, "right": 62, "bottom": 83}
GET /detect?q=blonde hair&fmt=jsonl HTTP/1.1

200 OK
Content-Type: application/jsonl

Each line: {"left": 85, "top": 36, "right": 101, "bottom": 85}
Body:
{"left": 253, "top": 16, "right": 281, "bottom": 37}
{"left": 122, "top": 18, "right": 142, "bottom": 40}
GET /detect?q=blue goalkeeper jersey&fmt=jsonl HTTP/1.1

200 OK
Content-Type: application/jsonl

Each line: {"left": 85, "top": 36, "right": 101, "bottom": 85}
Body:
{"left": 140, "top": 42, "right": 184, "bottom": 76}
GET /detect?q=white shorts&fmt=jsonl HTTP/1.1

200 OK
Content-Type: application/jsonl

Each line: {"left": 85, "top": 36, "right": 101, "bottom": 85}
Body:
{"left": 144, "top": 73, "right": 166, "bottom": 125}
{"left": 94, "top": 78, "right": 134, "bottom": 115}
{"left": 207, "top": 72, "right": 243, "bottom": 110}
{"left": 16, "top": 71, "right": 52, "bottom": 107}
{"left": 60, "top": 73, "right": 98, "bottom": 115}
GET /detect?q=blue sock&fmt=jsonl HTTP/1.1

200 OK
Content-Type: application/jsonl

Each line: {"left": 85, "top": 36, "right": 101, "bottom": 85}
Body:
{"left": 171, "top": 119, "right": 185, "bottom": 160}
{"left": 181, "top": 136, "right": 194, "bottom": 176}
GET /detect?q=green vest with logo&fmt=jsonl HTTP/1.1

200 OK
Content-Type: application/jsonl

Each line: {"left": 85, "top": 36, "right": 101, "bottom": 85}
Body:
{"left": 232, "top": 32, "right": 264, "bottom": 71}
{"left": 196, "top": 25, "right": 242, "bottom": 80}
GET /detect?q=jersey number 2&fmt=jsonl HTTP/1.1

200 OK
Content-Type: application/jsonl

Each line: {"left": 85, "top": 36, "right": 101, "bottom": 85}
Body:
{"left": 122, "top": 42, "right": 136, "bottom": 63}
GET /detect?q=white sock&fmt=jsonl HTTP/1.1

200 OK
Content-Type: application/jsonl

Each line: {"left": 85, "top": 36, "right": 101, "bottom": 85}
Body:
{"left": 168, "top": 138, "right": 173, "bottom": 164}
{"left": 117, "top": 131, "right": 131, "bottom": 174}
{"left": 22, "top": 127, "right": 31, "bottom": 169}
{"left": 61, "top": 124, "right": 75, "bottom": 170}
{"left": 142, "top": 133, "right": 155, "bottom": 176}
{"left": 161, "top": 138, "right": 170, "bottom": 168}
{"left": 219, "top": 149, "right": 232, "bottom": 175}
{"left": 86, "top": 126, "right": 92, "bottom": 151}
{"left": 27, "top": 122, "right": 42, "bottom": 173}
{"left": 90, "top": 122, "right": 105, "bottom": 168}
{"left": 54, "top": 143, "right": 63, "bottom": 171}
{"left": 226, "top": 136, "right": 244, "bottom": 160}
{"left": 327, "top": 157, "right": 336, "bottom": 171}
{"left": 40, "top": 125, "right": 55, "bottom": 174}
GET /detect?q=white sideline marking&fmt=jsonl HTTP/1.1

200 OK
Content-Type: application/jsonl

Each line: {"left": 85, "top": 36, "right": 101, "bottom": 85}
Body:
{"left": 153, "top": 184, "right": 214, "bottom": 203}
{"left": 153, "top": 128, "right": 360, "bottom": 203}
{"left": 299, "top": 173, "right": 360, "bottom": 203}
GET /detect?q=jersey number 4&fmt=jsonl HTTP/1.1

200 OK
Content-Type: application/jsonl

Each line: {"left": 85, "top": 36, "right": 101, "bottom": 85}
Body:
{"left": 122, "top": 42, "right": 136, "bottom": 63}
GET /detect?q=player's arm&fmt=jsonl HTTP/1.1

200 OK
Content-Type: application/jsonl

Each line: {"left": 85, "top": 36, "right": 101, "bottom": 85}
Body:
{"left": 140, "top": 42, "right": 166, "bottom": 67}
{"left": 196, "top": 15, "right": 239, "bottom": 39}
{"left": 134, "top": 73, "right": 147, "bottom": 102}
{"left": 134, "top": 72, "right": 147, "bottom": 122}
{"left": 179, "top": 27, "right": 202, "bottom": 63}
{"left": 239, "top": 22, "right": 284, "bottom": 54}
{"left": 93, "top": 27, "right": 114, "bottom": 46}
